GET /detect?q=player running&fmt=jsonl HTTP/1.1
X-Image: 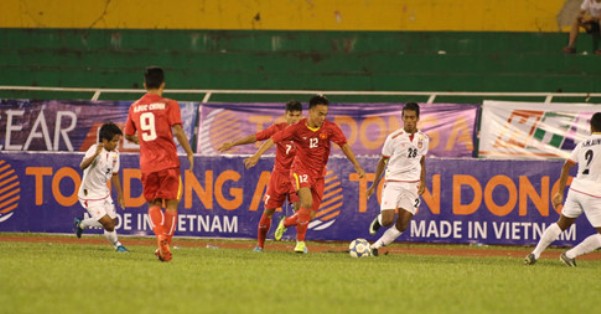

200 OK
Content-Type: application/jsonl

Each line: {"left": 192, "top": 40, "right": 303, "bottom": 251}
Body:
{"left": 271, "top": 95, "right": 365, "bottom": 253}
{"left": 124, "top": 66, "right": 194, "bottom": 262}
{"left": 366, "top": 102, "right": 429, "bottom": 256}
{"left": 524, "top": 112, "right": 601, "bottom": 266}
{"left": 218, "top": 100, "right": 303, "bottom": 252}
{"left": 74, "top": 122, "right": 128, "bottom": 252}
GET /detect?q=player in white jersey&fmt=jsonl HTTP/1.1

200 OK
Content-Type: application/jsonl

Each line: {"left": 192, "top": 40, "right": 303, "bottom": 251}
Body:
{"left": 525, "top": 112, "right": 601, "bottom": 266}
{"left": 73, "top": 122, "right": 128, "bottom": 252}
{"left": 366, "top": 102, "right": 429, "bottom": 256}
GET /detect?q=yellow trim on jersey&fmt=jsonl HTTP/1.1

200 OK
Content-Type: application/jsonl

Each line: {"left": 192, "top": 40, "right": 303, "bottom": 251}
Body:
{"left": 306, "top": 123, "right": 321, "bottom": 132}
{"left": 292, "top": 173, "right": 300, "bottom": 190}
{"left": 176, "top": 175, "right": 183, "bottom": 201}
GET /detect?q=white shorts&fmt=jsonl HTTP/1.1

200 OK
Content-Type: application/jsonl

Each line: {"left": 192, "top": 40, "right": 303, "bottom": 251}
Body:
{"left": 380, "top": 181, "right": 420, "bottom": 215}
{"left": 562, "top": 189, "right": 601, "bottom": 227}
{"left": 79, "top": 196, "right": 116, "bottom": 221}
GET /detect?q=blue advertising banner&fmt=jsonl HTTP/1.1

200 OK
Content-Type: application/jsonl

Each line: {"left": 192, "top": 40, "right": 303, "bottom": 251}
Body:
{"left": 0, "top": 99, "right": 197, "bottom": 153}
{"left": 0, "top": 152, "right": 591, "bottom": 246}
{"left": 197, "top": 103, "right": 478, "bottom": 158}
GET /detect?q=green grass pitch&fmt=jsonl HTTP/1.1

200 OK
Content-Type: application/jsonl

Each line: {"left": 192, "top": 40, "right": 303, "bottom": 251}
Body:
{"left": 0, "top": 235, "right": 598, "bottom": 314}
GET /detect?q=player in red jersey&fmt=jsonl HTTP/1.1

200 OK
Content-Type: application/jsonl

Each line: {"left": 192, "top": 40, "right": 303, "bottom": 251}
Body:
{"left": 124, "top": 66, "right": 194, "bottom": 262}
{"left": 271, "top": 95, "right": 365, "bottom": 253}
{"left": 218, "top": 101, "right": 303, "bottom": 252}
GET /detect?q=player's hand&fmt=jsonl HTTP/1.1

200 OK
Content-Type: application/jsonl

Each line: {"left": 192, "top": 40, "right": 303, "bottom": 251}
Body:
{"left": 218, "top": 142, "right": 234, "bottom": 153}
{"left": 95, "top": 143, "right": 104, "bottom": 155}
{"left": 552, "top": 192, "right": 563, "bottom": 210}
{"left": 418, "top": 181, "right": 426, "bottom": 195}
{"left": 366, "top": 185, "right": 376, "bottom": 199}
{"left": 355, "top": 166, "right": 365, "bottom": 179}
{"left": 187, "top": 153, "right": 194, "bottom": 170}
{"left": 117, "top": 194, "right": 125, "bottom": 209}
{"left": 244, "top": 155, "right": 259, "bottom": 169}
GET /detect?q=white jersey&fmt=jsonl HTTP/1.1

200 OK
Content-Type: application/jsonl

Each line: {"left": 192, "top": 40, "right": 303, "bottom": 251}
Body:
{"left": 568, "top": 133, "right": 601, "bottom": 197}
{"left": 78, "top": 144, "right": 120, "bottom": 200}
{"left": 581, "top": 0, "right": 601, "bottom": 18}
{"left": 382, "top": 129, "right": 429, "bottom": 182}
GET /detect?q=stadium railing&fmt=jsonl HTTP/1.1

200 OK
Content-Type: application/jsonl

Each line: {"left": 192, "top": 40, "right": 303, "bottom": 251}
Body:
{"left": 1, "top": 85, "right": 600, "bottom": 104}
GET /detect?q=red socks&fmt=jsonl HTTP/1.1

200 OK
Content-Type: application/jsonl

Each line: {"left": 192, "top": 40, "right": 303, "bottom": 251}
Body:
{"left": 164, "top": 210, "right": 177, "bottom": 245}
{"left": 257, "top": 213, "right": 272, "bottom": 248}
{"left": 148, "top": 205, "right": 165, "bottom": 237}
{"left": 295, "top": 208, "right": 312, "bottom": 242}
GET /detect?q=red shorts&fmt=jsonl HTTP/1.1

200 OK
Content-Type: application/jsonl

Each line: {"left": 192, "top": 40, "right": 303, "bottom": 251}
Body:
{"left": 290, "top": 170, "right": 324, "bottom": 212}
{"left": 264, "top": 171, "right": 299, "bottom": 209}
{"left": 141, "top": 167, "right": 182, "bottom": 202}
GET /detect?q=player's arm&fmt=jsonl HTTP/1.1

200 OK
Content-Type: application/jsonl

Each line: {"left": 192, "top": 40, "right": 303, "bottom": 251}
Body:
{"left": 111, "top": 173, "right": 125, "bottom": 209}
{"left": 367, "top": 155, "right": 389, "bottom": 199}
{"left": 80, "top": 144, "right": 104, "bottom": 170}
{"left": 173, "top": 124, "right": 194, "bottom": 170}
{"left": 552, "top": 159, "right": 577, "bottom": 209}
{"left": 125, "top": 134, "right": 139, "bottom": 144}
{"left": 418, "top": 156, "right": 426, "bottom": 195}
{"left": 123, "top": 112, "right": 139, "bottom": 144}
{"left": 218, "top": 134, "right": 257, "bottom": 153}
{"left": 340, "top": 143, "right": 365, "bottom": 178}
{"left": 244, "top": 139, "right": 275, "bottom": 169}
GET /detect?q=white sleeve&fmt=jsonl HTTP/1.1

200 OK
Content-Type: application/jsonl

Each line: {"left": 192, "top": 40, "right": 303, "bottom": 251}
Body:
{"left": 113, "top": 153, "right": 120, "bottom": 174}
{"left": 569, "top": 143, "right": 581, "bottom": 163}
{"left": 381, "top": 135, "right": 393, "bottom": 157}
{"left": 83, "top": 144, "right": 97, "bottom": 161}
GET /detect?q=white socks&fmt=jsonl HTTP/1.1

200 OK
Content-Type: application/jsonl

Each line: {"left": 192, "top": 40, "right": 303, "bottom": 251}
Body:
{"left": 566, "top": 233, "right": 601, "bottom": 259}
{"left": 532, "top": 223, "right": 562, "bottom": 259}
{"left": 104, "top": 230, "right": 122, "bottom": 248}
{"left": 372, "top": 225, "right": 402, "bottom": 249}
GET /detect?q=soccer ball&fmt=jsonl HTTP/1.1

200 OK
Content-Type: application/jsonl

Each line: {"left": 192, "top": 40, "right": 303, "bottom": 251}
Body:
{"left": 349, "top": 238, "right": 371, "bottom": 258}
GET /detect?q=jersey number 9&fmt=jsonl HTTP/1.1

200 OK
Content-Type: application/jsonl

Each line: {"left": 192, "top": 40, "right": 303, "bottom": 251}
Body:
{"left": 140, "top": 112, "right": 158, "bottom": 141}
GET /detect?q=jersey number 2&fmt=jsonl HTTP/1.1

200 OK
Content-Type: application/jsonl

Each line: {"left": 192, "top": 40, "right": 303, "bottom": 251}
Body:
{"left": 140, "top": 112, "right": 158, "bottom": 141}
{"left": 582, "top": 149, "right": 593, "bottom": 175}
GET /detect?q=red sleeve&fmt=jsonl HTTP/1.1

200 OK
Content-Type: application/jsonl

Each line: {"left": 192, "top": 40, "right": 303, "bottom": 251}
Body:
{"left": 330, "top": 122, "right": 347, "bottom": 146}
{"left": 272, "top": 123, "right": 296, "bottom": 143}
{"left": 124, "top": 107, "right": 136, "bottom": 136}
{"left": 168, "top": 100, "right": 183, "bottom": 126}
{"left": 255, "top": 124, "right": 280, "bottom": 141}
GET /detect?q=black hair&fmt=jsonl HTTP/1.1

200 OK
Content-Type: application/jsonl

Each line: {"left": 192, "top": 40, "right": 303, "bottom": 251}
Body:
{"left": 285, "top": 100, "right": 303, "bottom": 112}
{"left": 309, "top": 95, "right": 329, "bottom": 109}
{"left": 144, "top": 66, "right": 165, "bottom": 89}
{"left": 591, "top": 112, "right": 601, "bottom": 132}
{"left": 402, "top": 102, "right": 420, "bottom": 118}
{"left": 98, "top": 122, "right": 123, "bottom": 142}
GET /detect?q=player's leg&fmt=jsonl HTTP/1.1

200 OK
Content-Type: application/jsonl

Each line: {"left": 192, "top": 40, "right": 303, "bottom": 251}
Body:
{"left": 256, "top": 208, "right": 276, "bottom": 251}
{"left": 98, "top": 198, "right": 127, "bottom": 251}
{"left": 371, "top": 183, "right": 417, "bottom": 256}
{"left": 161, "top": 169, "right": 182, "bottom": 247}
{"left": 525, "top": 194, "right": 580, "bottom": 265}
{"left": 561, "top": 197, "right": 601, "bottom": 266}
{"left": 76, "top": 199, "right": 104, "bottom": 238}
{"left": 97, "top": 215, "right": 125, "bottom": 251}
{"left": 525, "top": 214, "right": 576, "bottom": 264}
{"left": 371, "top": 209, "right": 411, "bottom": 256}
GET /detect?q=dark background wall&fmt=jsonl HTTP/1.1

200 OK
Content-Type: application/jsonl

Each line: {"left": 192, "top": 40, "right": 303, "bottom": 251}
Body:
{"left": 1, "top": 29, "right": 600, "bottom": 102}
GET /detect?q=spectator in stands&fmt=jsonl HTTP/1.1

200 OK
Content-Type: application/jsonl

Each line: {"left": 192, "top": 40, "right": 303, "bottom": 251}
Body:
{"left": 563, "top": 0, "right": 601, "bottom": 55}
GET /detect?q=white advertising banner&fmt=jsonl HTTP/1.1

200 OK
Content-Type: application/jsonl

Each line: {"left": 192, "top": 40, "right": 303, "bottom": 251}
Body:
{"left": 479, "top": 100, "right": 600, "bottom": 159}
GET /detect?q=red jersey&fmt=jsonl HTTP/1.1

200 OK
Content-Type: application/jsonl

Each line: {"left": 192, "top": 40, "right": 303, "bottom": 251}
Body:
{"left": 255, "top": 122, "right": 296, "bottom": 174}
{"left": 271, "top": 118, "right": 347, "bottom": 178}
{"left": 124, "top": 93, "right": 182, "bottom": 174}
